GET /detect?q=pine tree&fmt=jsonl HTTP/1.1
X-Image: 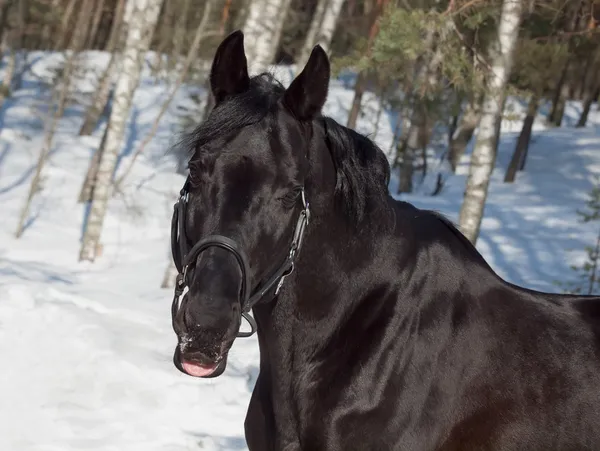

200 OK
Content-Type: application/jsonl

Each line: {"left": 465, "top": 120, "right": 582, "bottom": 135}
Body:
{"left": 556, "top": 182, "right": 600, "bottom": 295}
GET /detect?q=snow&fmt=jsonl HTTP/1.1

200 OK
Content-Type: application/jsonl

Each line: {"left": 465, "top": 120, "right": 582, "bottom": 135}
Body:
{"left": 1, "top": 51, "right": 599, "bottom": 450}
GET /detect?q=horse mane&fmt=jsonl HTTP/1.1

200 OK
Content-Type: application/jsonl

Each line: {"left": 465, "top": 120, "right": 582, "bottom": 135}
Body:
{"left": 179, "top": 73, "right": 285, "bottom": 158}
{"left": 319, "top": 116, "right": 392, "bottom": 224}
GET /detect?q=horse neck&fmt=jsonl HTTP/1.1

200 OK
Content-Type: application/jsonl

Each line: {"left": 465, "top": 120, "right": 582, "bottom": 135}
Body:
{"left": 253, "top": 125, "right": 398, "bottom": 349}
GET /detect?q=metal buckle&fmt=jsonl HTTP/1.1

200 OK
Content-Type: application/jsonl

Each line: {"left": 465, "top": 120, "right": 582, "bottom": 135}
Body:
{"left": 275, "top": 262, "right": 295, "bottom": 295}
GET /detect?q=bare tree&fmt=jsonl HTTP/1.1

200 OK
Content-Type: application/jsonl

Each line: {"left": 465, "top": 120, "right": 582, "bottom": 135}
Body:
{"left": 114, "top": 0, "right": 218, "bottom": 189}
{"left": 297, "top": 0, "right": 345, "bottom": 68}
{"left": 78, "top": 0, "right": 127, "bottom": 136}
{"left": 242, "top": 0, "right": 292, "bottom": 74}
{"left": 54, "top": 0, "right": 78, "bottom": 50}
{"left": 458, "top": 0, "right": 524, "bottom": 244}
{"left": 79, "top": 0, "right": 163, "bottom": 262}
{"left": 77, "top": 0, "right": 129, "bottom": 204}
{"left": 15, "top": 0, "right": 93, "bottom": 237}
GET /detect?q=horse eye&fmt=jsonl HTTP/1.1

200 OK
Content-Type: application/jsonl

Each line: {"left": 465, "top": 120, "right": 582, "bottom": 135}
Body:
{"left": 279, "top": 188, "right": 301, "bottom": 208}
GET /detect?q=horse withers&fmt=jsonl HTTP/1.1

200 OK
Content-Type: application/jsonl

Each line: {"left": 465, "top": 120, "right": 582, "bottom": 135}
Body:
{"left": 169, "top": 30, "right": 600, "bottom": 451}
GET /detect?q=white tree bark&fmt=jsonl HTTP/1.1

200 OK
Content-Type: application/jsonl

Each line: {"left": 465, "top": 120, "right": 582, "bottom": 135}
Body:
{"left": 458, "top": 0, "right": 524, "bottom": 244}
{"left": 114, "top": 0, "right": 217, "bottom": 189}
{"left": 242, "top": 0, "right": 292, "bottom": 74}
{"left": 297, "top": 0, "right": 345, "bottom": 68}
{"left": 15, "top": 0, "right": 93, "bottom": 238}
{"left": 79, "top": 0, "right": 163, "bottom": 262}
{"left": 79, "top": 0, "right": 128, "bottom": 136}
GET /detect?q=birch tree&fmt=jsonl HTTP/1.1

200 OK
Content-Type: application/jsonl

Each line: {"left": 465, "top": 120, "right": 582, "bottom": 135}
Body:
{"left": 242, "top": 0, "right": 292, "bottom": 74}
{"left": 458, "top": 0, "right": 524, "bottom": 244}
{"left": 114, "top": 0, "right": 218, "bottom": 189}
{"left": 78, "top": 0, "right": 127, "bottom": 136}
{"left": 15, "top": 0, "right": 93, "bottom": 238}
{"left": 297, "top": 0, "right": 345, "bottom": 68}
{"left": 79, "top": 0, "right": 163, "bottom": 262}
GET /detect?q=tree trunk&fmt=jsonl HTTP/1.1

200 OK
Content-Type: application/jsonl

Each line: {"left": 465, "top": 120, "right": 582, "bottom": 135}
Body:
{"left": 15, "top": 0, "right": 92, "bottom": 237}
{"left": 78, "top": 125, "right": 109, "bottom": 203}
{"left": 547, "top": 0, "right": 584, "bottom": 127}
{"left": 577, "top": 75, "right": 599, "bottom": 128}
{"left": 0, "top": 3, "right": 17, "bottom": 110}
{"left": 458, "top": 0, "right": 523, "bottom": 245}
{"left": 396, "top": 16, "right": 452, "bottom": 192}
{"left": 448, "top": 97, "right": 482, "bottom": 172}
{"left": 346, "top": 0, "right": 387, "bottom": 129}
{"left": 78, "top": 0, "right": 128, "bottom": 136}
{"left": 397, "top": 139, "right": 414, "bottom": 193}
{"left": 242, "top": 0, "right": 293, "bottom": 74}
{"left": 171, "top": 0, "right": 190, "bottom": 63}
{"left": 104, "top": 0, "right": 127, "bottom": 52}
{"left": 548, "top": 75, "right": 569, "bottom": 127}
{"left": 79, "top": 0, "right": 163, "bottom": 262}
{"left": 54, "top": 0, "right": 77, "bottom": 50}
{"left": 504, "top": 94, "right": 538, "bottom": 183}
{"left": 39, "top": 0, "right": 60, "bottom": 48}
{"left": 297, "top": 0, "right": 345, "bottom": 68}
{"left": 346, "top": 71, "right": 366, "bottom": 129}
{"left": 86, "top": 0, "right": 106, "bottom": 49}
{"left": 576, "top": 52, "right": 594, "bottom": 100}
{"left": 114, "top": 0, "right": 217, "bottom": 189}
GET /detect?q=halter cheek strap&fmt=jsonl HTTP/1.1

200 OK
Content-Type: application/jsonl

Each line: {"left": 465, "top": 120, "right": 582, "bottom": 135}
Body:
{"left": 170, "top": 178, "right": 310, "bottom": 338}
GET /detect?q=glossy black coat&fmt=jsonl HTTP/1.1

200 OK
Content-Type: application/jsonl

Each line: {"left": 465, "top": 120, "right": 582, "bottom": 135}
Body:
{"left": 171, "top": 30, "right": 600, "bottom": 450}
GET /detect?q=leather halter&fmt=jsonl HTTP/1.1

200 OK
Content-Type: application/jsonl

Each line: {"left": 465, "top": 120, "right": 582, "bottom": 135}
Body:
{"left": 170, "top": 176, "right": 310, "bottom": 338}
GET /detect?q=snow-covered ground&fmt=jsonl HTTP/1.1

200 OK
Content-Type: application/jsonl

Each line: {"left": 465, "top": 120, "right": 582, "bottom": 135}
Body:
{"left": 1, "top": 52, "right": 599, "bottom": 451}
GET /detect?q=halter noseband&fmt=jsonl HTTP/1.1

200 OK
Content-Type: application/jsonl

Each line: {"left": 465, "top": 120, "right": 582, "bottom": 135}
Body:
{"left": 170, "top": 176, "right": 310, "bottom": 338}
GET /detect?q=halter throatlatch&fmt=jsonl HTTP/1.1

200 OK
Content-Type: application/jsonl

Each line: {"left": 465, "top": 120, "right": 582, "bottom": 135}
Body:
{"left": 170, "top": 177, "right": 310, "bottom": 338}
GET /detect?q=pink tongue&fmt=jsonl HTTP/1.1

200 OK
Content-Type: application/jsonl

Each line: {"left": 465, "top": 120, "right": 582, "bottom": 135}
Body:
{"left": 182, "top": 360, "right": 218, "bottom": 377}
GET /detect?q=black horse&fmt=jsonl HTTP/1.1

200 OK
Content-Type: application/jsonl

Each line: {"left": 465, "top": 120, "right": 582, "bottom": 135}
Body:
{"left": 170, "top": 30, "right": 600, "bottom": 450}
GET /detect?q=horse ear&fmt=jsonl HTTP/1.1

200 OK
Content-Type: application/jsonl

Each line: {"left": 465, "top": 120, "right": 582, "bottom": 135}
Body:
{"left": 210, "top": 30, "right": 250, "bottom": 104}
{"left": 283, "top": 45, "right": 330, "bottom": 120}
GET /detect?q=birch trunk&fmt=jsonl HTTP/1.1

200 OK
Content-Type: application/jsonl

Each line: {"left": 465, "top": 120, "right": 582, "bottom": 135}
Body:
{"left": 78, "top": 0, "right": 127, "bottom": 136}
{"left": 297, "top": 0, "right": 345, "bottom": 68}
{"left": 458, "top": 0, "right": 523, "bottom": 244}
{"left": 114, "top": 0, "right": 217, "bottom": 189}
{"left": 54, "top": 0, "right": 77, "bottom": 50}
{"left": 79, "top": 0, "right": 163, "bottom": 262}
{"left": 15, "top": 0, "right": 93, "bottom": 237}
{"left": 78, "top": 125, "right": 108, "bottom": 203}
{"left": 242, "top": 0, "right": 292, "bottom": 74}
